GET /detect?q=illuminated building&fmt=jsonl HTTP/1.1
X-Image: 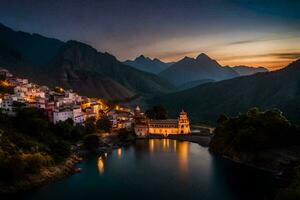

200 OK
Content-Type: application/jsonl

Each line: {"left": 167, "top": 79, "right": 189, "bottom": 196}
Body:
{"left": 134, "top": 106, "right": 191, "bottom": 137}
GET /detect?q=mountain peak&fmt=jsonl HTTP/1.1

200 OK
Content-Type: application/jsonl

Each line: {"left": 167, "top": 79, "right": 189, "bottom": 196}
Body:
{"left": 182, "top": 56, "right": 193, "bottom": 61}
{"left": 138, "top": 54, "right": 146, "bottom": 59}
{"left": 196, "top": 53, "right": 211, "bottom": 60}
{"left": 135, "top": 54, "right": 153, "bottom": 62}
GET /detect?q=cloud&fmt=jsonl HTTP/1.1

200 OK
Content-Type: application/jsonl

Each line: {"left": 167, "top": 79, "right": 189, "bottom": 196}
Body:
{"left": 224, "top": 35, "right": 300, "bottom": 46}
{"left": 219, "top": 52, "right": 300, "bottom": 61}
{"left": 270, "top": 53, "right": 300, "bottom": 59}
{"left": 226, "top": 39, "right": 258, "bottom": 45}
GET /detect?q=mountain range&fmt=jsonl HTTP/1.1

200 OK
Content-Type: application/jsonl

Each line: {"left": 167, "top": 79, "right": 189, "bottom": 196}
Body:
{"left": 159, "top": 53, "right": 239, "bottom": 86}
{"left": 149, "top": 59, "right": 300, "bottom": 124}
{"left": 123, "top": 55, "right": 173, "bottom": 74}
{"left": 0, "top": 23, "right": 173, "bottom": 100}
{"left": 232, "top": 65, "right": 269, "bottom": 76}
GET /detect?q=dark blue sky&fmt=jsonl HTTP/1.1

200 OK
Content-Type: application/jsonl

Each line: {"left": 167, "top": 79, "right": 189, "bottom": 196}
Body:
{"left": 0, "top": 0, "right": 299, "bottom": 69}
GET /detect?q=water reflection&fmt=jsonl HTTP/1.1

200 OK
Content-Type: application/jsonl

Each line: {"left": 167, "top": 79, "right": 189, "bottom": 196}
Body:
{"left": 97, "top": 156, "right": 104, "bottom": 174}
{"left": 147, "top": 139, "right": 189, "bottom": 174}
{"left": 149, "top": 139, "right": 154, "bottom": 152}
{"left": 117, "top": 148, "right": 122, "bottom": 158}
{"left": 24, "top": 139, "right": 274, "bottom": 200}
{"left": 177, "top": 141, "right": 188, "bottom": 173}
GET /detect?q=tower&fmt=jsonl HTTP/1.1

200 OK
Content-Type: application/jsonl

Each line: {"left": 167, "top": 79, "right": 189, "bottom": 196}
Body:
{"left": 134, "top": 105, "right": 141, "bottom": 116}
{"left": 178, "top": 110, "right": 190, "bottom": 134}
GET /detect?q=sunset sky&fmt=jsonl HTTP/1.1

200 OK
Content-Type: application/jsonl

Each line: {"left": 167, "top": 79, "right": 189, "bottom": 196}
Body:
{"left": 0, "top": 0, "right": 299, "bottom": 70}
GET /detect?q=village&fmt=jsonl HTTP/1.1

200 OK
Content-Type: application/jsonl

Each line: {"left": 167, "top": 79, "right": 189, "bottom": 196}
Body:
{"left": 0, "top": 68, "right": 192, "bottom": 137}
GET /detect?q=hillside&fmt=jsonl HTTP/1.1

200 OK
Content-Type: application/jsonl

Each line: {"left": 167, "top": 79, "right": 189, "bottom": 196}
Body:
{"left": 123, "top": 55, "right": 172, "bottom": 74}
{"left": 0, "top": 23, "right": 173, "bottom": 100}
{"left": 149, "top": 59, "right": 300, "bottom": 124}
{"left": 233, "top": 65, "right": 269, "bottom": 76}
{"left": 175, "top": 79, "right": 214, "bottom": 91}
{"left": 0, "top": 23, "right": 63, "bottom": 65}
{"left": 159, "top": 53, "right": 238, "bottom": 86}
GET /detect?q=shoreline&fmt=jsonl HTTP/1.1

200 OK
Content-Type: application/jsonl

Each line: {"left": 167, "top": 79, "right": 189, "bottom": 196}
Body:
{"left": 0, "top": 134, "right": 219, "bottom": 197}
{"left": 141, "top": 134, "right": 213, "bottom": 147}
{"left": 0, "top": 154, "right": 82, "bottom": 196}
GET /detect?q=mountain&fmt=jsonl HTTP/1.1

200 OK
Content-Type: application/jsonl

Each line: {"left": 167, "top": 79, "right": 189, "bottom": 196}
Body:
{"left": 175, "top": 79, "right": 214, "bottom": 91}
{"left": 149, "top": 59, "right": 300, "bottom": 124}
{"left": 0, "top": 23, "right": 173, "bottom": 100}
{"left": 0, "top": 23, "right": 64, "bottom": 65}
{"left": 159, "top": 53, "right": 239, "bottom": 86}
{"left": 233, "top": 65, "right": 269, "bottom": 76}
{"left": 123, "top": 55, "right": 172, "bottom": 74}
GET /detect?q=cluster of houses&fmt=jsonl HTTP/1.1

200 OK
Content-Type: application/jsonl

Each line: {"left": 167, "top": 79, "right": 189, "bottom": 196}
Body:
{"left": 0, "top": 68, "right": 191, "bottom": 136}
{"left": 0, "top": 68, "right": 134, "bottom": 129}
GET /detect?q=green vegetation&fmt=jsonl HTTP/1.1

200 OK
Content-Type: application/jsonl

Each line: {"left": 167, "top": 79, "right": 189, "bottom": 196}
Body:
{"left": 210, "top": 108, "right": 300, "bottom": 153}
{"left": 83, "top": 134, "right": 101, "bottom": 151}
{"left": 96, "top": 116, "right": 111, "bottom": 132}
{"left": 145, "top": 105, "right": 168, "bottom": 119}
{"left": 275, "top": 166, "right": 300, "bottom": 200}
{"left": 117, "top": 128, "right": 136, "bottom": 143}
{"left": 0, "top": 107, "right": 95, "bottom": 183}
{"left": 210, "top": 108, "right": 300, "bottom": 199}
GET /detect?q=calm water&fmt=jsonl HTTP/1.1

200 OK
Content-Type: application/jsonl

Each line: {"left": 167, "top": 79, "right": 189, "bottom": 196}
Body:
{"left": 23, "top": 139, "right": 274, "bottom": 200}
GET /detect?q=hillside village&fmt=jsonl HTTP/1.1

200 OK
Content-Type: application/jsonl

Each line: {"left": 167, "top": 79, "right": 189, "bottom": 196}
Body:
{"left": 0, "top": 68, "right": 134, "bottom": 130}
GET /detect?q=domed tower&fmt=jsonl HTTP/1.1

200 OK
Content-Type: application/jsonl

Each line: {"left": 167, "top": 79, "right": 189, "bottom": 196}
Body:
{"left": 178, "top": 110, "right": 190, "bottom": 134}
{"left": 134, "top": 105, "right": 141, "bottom": 116}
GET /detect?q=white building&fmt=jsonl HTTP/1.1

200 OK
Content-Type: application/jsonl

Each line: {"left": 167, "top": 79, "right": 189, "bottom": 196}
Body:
{"left": 72, "top": 106, "right": 85, "bottom": 124}
{"left": 1, "top": 95, "right": 24, "bottom": 116}
{"left": 53, "top": 106, "right": 85, "bottom": 125}
{"left": 53, "top": 109, "right": 73, "bottom": 124}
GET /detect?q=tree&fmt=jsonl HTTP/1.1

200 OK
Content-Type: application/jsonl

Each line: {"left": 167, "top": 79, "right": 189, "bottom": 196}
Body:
{"left": 217, "top": 113, "right": 228, "bottom": 124}
{"left": 117, "top": 128, "right": 136, "bottom": 142}
{"left": 211, "top": 107, "right": 300, "bottom": 153}
{"left": 83, "top": 134, "right": 100, "bottom": 151}
{"left": 145, "top": 105, "right": 168, "bottom": 119}
{"left": 85, "top": 117, "right": 96, "bottom": 134}
{"left": 96, "top": 116, "right": 111, "bottom": 132}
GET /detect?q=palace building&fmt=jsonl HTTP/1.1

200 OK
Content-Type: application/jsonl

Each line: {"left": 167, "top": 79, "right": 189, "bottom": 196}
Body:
{"left": 134, "top": 106, "right": 191, "bottom": 137}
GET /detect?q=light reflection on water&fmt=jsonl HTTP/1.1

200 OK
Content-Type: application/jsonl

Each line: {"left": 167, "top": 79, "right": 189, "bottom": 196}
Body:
{"left": 23, "top": 139, "right": 274, "bottom": 200}
{"left": 97, "top": 157, "right": 104, "bottom": 174}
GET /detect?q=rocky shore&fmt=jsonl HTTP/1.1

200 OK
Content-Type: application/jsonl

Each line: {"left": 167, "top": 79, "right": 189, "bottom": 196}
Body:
{"left": 0, "top": 154, "right": 82, "bottom": 196}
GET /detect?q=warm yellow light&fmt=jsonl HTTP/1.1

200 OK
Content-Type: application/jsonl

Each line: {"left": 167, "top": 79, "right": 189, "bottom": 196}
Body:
{"left": 0, "top": 80, "right": 10, "bottom": 87}
{"left": 149, "top": 139, "right": 154, "bottom": 152}
{"left": 178, "top": 141, "right": 189, "bottom": 174}
{"left": 117, "top": 148, "right": 122, "bottom": 158}
{"left": 97, "top": 157, "right": 104, "bottom": 174}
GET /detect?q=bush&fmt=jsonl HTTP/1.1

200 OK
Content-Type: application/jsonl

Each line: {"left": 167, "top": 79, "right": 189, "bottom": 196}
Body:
{"left": 21, "top": 152, "right": 53, "bottom": 174}
{"left": 96, "top": 116, "right": 111, "bottom": 132}
{"left": 117, "top": 129, "right": 136, "bottom": 142}
{"left": 85, "top": 117, "right": 96, "bottom": 134}
{"left": 210, "top": 108, "right": 300, "bottom": 152}
{"left": 83, "top": 134, "right": 100, "bottom": 151}
{"left": 145, "top": 105, "right": 168, "bottom": 119}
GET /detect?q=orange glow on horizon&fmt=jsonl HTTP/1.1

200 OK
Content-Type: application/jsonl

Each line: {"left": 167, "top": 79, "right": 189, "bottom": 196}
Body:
{"left": 157, "top": 54, "right": 297, "bottom": 71}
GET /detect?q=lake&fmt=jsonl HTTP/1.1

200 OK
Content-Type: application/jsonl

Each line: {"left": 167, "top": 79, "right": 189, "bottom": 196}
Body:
{"left": 23, "top": 139, "right": 274, "bottom": 200}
